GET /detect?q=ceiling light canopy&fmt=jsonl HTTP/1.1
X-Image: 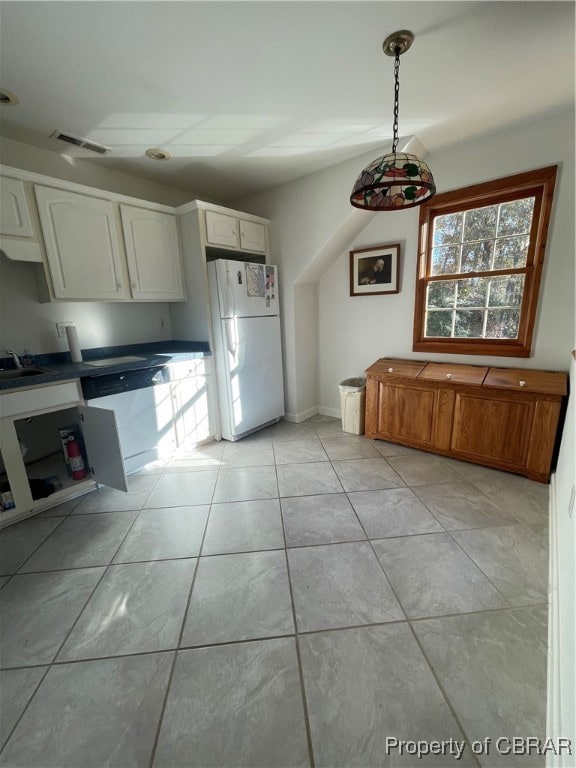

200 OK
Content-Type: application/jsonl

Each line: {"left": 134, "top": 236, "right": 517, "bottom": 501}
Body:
{"left": 145, "top": 147, "right": 171, "bottom": 161}
{"left": 0, "top": 88, "right": 19, "bottom": 106}
{"left": 350, "top": 31, "right": 436, "bottom": 211}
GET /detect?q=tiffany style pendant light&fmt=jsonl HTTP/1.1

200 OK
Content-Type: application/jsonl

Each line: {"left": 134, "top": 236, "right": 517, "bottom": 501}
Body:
{"left": 350, "top": 30, "right": 436, "bottom": 211}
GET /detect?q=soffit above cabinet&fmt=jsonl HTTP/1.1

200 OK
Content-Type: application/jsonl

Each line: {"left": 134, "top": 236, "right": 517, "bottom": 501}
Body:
{"left": 177, "top": 199, "right": 270, "bottom": 226}
{"left": 0, "top": 164, "right": 177, "bottom": 214}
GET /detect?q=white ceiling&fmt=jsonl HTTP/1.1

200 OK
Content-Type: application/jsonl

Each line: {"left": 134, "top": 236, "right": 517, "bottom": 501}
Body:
{"left": 0, "top": 1, "right": 574, "bottom": 203}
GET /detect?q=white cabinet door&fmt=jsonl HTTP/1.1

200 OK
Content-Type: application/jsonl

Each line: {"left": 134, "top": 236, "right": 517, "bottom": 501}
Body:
{"left": 239, "top": 219, "right": 266, "bottom": 253}
{"left": 205, "top": 211, "right": 239, "bottom": 248}
{"left": 120, "top": 206, "right": 185, "bottom": 301}
{"left": 1, "top": 177, "right": 34, "bottom": 237}
{"left": 78, "top": 406, "right": 128, "bottom": 492}
{"left": 171, "top": 373, "right": 211, "bottom": 445}
{"left": 35, "top": 185, "right": 127, "bottom": 300}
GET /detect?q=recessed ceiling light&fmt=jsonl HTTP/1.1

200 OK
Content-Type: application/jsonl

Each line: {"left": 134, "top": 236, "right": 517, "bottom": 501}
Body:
{"left": 145, "top": 148, "right": 171, "bottom": 161}
{"left": 0, "top": 88, "right": 19, "bottom": 106}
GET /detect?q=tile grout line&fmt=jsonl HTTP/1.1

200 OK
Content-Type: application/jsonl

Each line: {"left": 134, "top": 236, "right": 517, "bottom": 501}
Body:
{"left": 9, "top": 514, "right": 70, "bottom": 576}
{"left": 277, "top": 455, "right": 316, "bottom": 768}
{"left": 443, "top": 527, "right": 519, "bottom": 607}
{"left": 405, "top": 618, "right": 483, "bottom": 768}
{"left": 147, "top": 446, "right": 221, "bottom": 768}
{"left": 342, "top": 478, "right": 489, "bottom": 767}
{"left": 0, "top": 496, "right": 147, "bottom": 757}
{"left": 0, "top": 601, "right": 550, "bottom": 673}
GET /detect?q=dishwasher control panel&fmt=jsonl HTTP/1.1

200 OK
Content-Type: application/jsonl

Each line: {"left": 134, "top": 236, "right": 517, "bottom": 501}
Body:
{"left": 81, "top": 365, "right": 168, "bottom": 400}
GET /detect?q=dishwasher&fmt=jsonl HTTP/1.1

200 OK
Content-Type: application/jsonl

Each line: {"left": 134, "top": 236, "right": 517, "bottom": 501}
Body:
{"left": 81, "top": 366, "right": 175, "bottom": 474}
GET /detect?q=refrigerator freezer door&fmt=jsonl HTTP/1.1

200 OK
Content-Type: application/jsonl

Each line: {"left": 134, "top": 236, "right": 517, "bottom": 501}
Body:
{"left": 216, "top": 315, "right": 284, "bottom": 439}
{"left": 212, "top": 259, "right": 279, "bottom": 318}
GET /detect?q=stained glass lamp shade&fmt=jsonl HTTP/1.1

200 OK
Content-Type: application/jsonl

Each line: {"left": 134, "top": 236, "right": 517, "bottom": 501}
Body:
{"left": 350, "top": 152, "right": 435, "bottom": 210}
{"left": 350, "top": 30, "right": 436, "bottom": 211}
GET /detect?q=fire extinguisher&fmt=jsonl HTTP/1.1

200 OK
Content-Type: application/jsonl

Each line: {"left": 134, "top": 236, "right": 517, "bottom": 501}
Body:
{"left": 67, "top": 437, "right": 87, "bottom": 481}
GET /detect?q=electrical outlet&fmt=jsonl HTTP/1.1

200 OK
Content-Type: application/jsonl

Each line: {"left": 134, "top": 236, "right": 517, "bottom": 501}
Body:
{"left": 56, "top": 321, "right": 74, "bottom": 338}
{"left": 159, "top": 317, "right": 167, "bottom": 331}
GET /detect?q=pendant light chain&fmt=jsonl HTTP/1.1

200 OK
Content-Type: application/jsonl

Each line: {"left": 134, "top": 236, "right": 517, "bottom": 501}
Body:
{"left": 392, "top": 47, "right": 401, "bottom": 153}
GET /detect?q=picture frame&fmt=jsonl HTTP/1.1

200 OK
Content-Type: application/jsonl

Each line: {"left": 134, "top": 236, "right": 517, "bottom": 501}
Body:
{"left": 349, "top": 243, "right": 400, "bottom": 296}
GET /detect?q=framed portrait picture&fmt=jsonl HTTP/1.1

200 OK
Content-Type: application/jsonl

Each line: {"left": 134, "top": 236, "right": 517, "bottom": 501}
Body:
{"left": 349, "top": 243, "right": 400, "bottom": 296}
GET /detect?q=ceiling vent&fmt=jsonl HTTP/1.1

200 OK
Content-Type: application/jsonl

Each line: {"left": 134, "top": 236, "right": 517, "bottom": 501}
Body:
{"left": 51, "top": 130, "right": 111, "bottom": 155}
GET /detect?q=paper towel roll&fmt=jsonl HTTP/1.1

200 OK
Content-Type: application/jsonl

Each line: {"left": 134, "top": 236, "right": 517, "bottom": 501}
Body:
{"left": 65, "top": 325, "right": 83, "bottom": 363}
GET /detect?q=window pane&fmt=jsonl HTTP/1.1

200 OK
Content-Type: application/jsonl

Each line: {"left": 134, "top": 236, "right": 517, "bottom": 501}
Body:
{"left": 454, "top": 310, "right": 484, "bottom": 337}
{"left": 433, "top": 212, "right": 463, "bottom": 246}
{"left": 427, "top": 280, "right": 456, "bottom": 308}
{"left": 455, "top": 278, "right": 488, "bottom": 307}
{"left": 497, "top": 197, "right": 535, "bottom": 237}
{"left": 488, "top": 275, "right": 525, "bottom": 307}
{"left": 431, "top": 245, "right": 460, "bottom": 275}
{"left": 493, "top": 235, "right": 529, "bottom": 270}
{"left": 425, "top": 310, "right": 453, "bottom": 337}
{"left": 463, "top": 205, "right": 497, "bottom": 242}
{"left": 461, "top": 241, "right": 493, "bottom": 273}
{"left": 485, "top": 309, "right": 520, "bottom": 338}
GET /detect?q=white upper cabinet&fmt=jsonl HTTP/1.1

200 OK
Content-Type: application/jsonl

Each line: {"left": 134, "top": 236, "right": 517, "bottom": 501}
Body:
{"left": 205, "top": 210, "right": 267, "bottom": 254}
{"left": 1, "top": 177, "right": 34, "bottom": 237}
{"left": 239, "top": 219, "right": 266, "bottom": 253}
{"left": 35, "top": 185, "right": 127, "bottom": 301}
{"left": 120, "top": 206, "right": 185, "bottom": 301}
{"left": 205, "top": 211, "right": 239, "bottom": 248}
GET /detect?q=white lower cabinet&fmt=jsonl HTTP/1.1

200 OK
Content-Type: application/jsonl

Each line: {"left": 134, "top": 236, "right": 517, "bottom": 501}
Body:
{"left": 170, "top": 359, "right": 212, "bottom": 446}
{"left": 0, "top": 382, "right": 127, "bottom": 528}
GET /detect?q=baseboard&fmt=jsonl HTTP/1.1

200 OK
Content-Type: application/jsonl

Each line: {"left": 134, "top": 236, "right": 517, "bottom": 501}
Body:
{"left": 284, "top": 405, "right": 342, "bottom": 422}
{"left": 283, "top": 406, "right": 318, "bottom": 423}
{"left": 317, "top": 405, "right": 341, "bottom": 419}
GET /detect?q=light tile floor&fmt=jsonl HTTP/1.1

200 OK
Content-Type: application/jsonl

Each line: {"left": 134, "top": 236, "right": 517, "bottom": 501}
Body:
{"left": 0, "top": 416, "right": 549, "bottom": 767}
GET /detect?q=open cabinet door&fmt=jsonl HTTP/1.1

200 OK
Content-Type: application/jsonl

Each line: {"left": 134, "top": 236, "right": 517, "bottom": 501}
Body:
{"left": 78, "top": 406, "right": 128, "bottom": 492}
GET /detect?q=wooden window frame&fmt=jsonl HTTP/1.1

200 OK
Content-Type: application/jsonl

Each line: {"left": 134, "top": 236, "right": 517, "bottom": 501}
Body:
{"left": 413, "top": 165, "right": 558, "bottom": 357}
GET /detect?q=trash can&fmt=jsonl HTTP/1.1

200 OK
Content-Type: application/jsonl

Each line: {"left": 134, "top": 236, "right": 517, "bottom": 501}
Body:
{"left": 338, "top": 377, "right": 366, "bottom": 435}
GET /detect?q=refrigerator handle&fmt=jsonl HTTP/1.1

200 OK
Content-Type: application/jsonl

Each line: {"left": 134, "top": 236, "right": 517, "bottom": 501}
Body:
{"left": 223, "top": 264, "right": 235, "bottom": 318}
{"left": 224, "top": 319, "right": 236, "bottom": 359}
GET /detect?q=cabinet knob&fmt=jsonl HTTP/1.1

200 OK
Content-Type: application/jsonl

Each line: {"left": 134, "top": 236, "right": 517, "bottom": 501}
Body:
{"left": 519, "top": 380, "right": 526, "bottom": 387}
{"left": 446, "top": 373, "right": 452, "bottom": 379}
{"left": 388, "top": 367, "right": 394, "bottom": 373}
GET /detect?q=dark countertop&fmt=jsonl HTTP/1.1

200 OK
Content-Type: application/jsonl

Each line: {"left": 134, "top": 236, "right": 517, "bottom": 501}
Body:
{"left": 0, "top": 341, "right": 211, "bottom": 392}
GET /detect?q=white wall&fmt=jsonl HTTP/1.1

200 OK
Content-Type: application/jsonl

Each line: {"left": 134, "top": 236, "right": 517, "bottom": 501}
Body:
{"left": 232, "top": 140, "right": 395, "bottom": 418}
{"left": 548, "top": 353, "right": 576, "bottom": 763}
{"left": 234, "top": 107, "right": 574, "bottom": 417}
{"left": 0, "top": 258, "right": 172, "bottom": 355}
{"left": 317, "top": 107, "right": 574, "bottom": 413}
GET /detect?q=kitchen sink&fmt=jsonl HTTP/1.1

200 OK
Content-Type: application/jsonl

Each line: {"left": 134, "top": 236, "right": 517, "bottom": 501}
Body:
{"left": 0, "top": 367, "right": 50, "bottom": 381}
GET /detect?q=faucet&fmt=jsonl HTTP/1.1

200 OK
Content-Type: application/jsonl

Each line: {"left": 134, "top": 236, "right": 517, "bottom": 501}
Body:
{"left": 6, "top": 350, "right": 22, "bottom": 368}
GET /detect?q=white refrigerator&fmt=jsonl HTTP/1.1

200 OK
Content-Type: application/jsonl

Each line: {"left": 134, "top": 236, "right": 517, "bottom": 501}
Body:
{"left": 208, "top": 259, "right": 285, "bottom": 440}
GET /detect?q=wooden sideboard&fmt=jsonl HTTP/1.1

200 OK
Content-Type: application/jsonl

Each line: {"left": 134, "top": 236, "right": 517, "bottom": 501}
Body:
{"left": 365, "top": 358, "right": 568, "bottom": 483}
